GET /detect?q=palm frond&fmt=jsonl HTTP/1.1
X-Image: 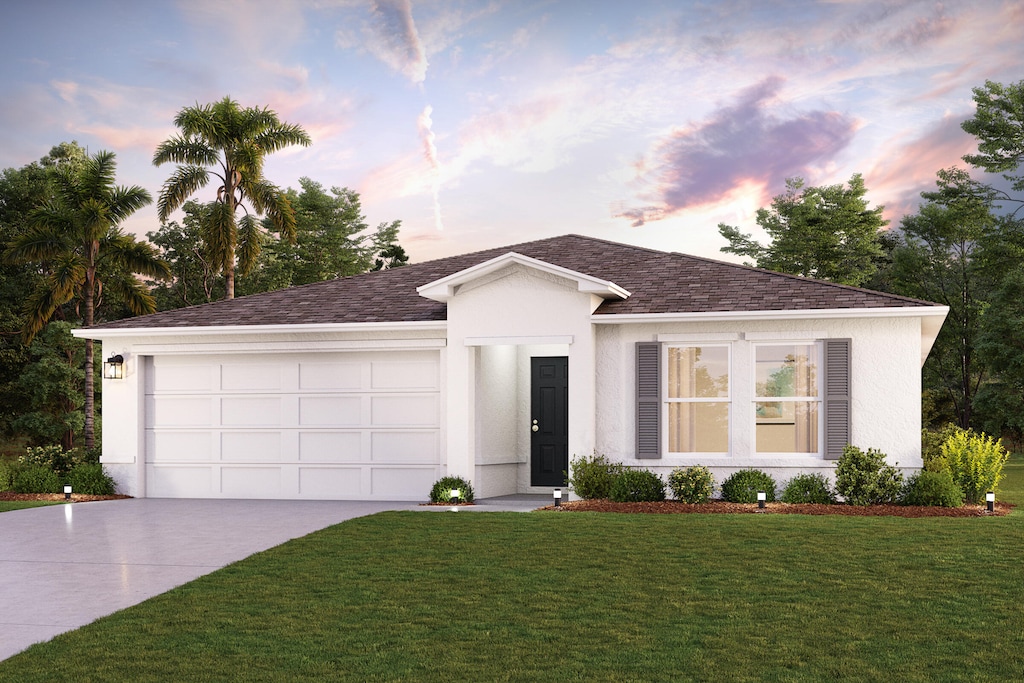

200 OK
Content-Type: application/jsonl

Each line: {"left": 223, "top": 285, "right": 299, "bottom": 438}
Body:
{"left": 201, "top": 201, "right": 237, "bottom": 273}
{"left": 157, "top": 166, "right": 210, "bottom": 220}
{"left": 243, "top": 179, "right": 297, "bottom": 242}
{"left": 100, "top": 231, "right": 172, "bottom": 280}
{"left": 153, "top": 136, "right": 220, "bottom": 167}
{"left": 4, "top": 221, "right": 72, "bottom": 264}
{"left": 100, "top": 272, "right": 159, "bottom": 317}
{"left": 236, "top": 213, "right": 265, "bottom": 277}
{"left": 253, "top": 122, "right": 312, "bottom": 153}
{"left": 20, "top": 255, "right": 85, "bottom": 342}
{"left": 108, "top": 185, "right": 153, "bottom": 223}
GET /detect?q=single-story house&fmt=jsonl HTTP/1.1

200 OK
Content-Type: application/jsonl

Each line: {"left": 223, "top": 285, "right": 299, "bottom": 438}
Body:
{"left": 76, "top": 234, "right": 948, "bottom": 500}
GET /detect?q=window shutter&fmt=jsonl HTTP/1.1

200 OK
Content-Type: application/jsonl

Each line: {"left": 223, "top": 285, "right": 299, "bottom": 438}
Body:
{"left": 636, "top": 342, "right": 661, "bottom": 459}
{"left": 823, "top": 338, "right": 851, "bottom": 460}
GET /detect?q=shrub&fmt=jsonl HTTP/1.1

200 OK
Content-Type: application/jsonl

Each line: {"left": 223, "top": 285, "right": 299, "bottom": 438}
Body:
{"left": 20, "top": 445, "right": 77, "bottom": 476}
{"left": 921, "top": 423, "right": 960, "bottom": 473}
{"left": 940, "top": 428, "right": 1009, "bottom": 504}
{"left": 901, "top": 470, "right": 964, "bottom": 507}
{"left": 11, "top": 463, "right": 61, "bottom": 494}
{"left": 780, "top": 473, "right": 835, "bottom": 504}
{"left": 835, "top": 445, "right": 903, "bottom": 505}
{"left": 568, "top": 453, "right": 625, "bottom": 500}
{"left": 609, "top": 469, "right": 665, "bottom": 502}
{"left": 720, "top": 469, "right": 777, "bottom": 503}
{"left": 65, "top": 463, "right": 116, "bottom": 496}
{"left": 429, "top": 476, "right": 474, "bottom": 503}
{"left": 667, "top": 466, "right": 714, "bottom": 503}
{"left": 0, "top": 461, "right": 13, "bottom": 491}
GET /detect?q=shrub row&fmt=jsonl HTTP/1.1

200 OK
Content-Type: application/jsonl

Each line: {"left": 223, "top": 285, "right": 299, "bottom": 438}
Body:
{"left": 0, "top": 459, "right": 116, "bottom": 496}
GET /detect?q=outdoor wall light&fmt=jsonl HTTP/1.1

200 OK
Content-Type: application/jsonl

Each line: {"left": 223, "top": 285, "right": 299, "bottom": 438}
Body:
{"left": 103, "top": 354, "right": 124, "bottom": 380}
{"left": 554, "top": 488, "right": 562, "bottom": 508}
{"left": 64, "top": 484, "right": 72, "bottom": 501}
{"left": 757, "top": 491, "right": 766, "bottom": 509}
{"left": 987, "top": 491, "right": 995, "bottom": 513}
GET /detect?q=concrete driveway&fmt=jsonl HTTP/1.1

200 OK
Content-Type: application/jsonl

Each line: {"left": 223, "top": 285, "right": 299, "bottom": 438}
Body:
{"left": 0, "top": 495, "right": 546, "bottom": 662}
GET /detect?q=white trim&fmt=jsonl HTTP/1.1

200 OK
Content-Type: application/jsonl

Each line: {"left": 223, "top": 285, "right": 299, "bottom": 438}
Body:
{"left": 657, "top": 332, "right": 742, "bottom": 342}
{"left": 464, "top": 335, "right": 573, "bottom": 347}
{"left": 592, "top": 305, "right": 948, "bottom": 324}
{"left": 72, "top": 320, "right": 448, "bottom": 341}
{"left": 416, "top": 252, "right": 630, "bottom": 303}
{"left": 662, "top": 342, "right": 732, "bottom": 457}
{"left": 751, "top": 340, "right": 823, "bottom": 457}
{"left": 744, "top": 331, "right": 826, "bottom": 341}
{"left": 130, "top": 339, "right": 447, "bottom": 355}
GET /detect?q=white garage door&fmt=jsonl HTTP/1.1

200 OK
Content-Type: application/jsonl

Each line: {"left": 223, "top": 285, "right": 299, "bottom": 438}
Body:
{"left": 144, "top": 351, "right": 441, "bottom": 500}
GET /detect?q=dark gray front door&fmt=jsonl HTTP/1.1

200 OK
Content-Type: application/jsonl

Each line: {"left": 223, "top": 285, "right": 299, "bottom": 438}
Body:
{"left": 530, "top": 356, "right": 568, "bottom": 487}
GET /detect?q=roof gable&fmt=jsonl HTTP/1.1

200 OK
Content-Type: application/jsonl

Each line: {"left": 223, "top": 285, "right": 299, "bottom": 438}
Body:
{"left": 89, "top": 234, "right": 941, "bottom": 330}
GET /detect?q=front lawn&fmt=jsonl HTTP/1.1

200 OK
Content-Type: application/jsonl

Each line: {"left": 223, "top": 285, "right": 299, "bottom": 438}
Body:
{"left": 0, "top": 500, "right": 63, "bottom": 513}
{"left": 2, "top": 506, "right": 1024, "bottom": 681}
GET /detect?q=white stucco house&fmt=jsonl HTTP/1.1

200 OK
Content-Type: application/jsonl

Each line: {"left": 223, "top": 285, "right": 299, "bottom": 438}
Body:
{"left": 75, "top": 234, "right": 947, "bottom": 501}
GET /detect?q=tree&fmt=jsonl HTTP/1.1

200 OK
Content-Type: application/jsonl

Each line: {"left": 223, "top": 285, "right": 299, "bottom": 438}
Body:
{"left": 890, "top": 168, "right": 998, "bottom": 428}
{"left": 147, "top": 201, "right": 225, "bottom": 310}
{"left": 4, "top": 150, "right": 169, "bottom": 449}
{"left": 718, "top": 174, "right": 887, "bottom": 286}
{"left": 153, "top": 97, "right": 311, "bottom": 299}
{"left": 962, "top": 79, "right": 1024, "bottom": 204}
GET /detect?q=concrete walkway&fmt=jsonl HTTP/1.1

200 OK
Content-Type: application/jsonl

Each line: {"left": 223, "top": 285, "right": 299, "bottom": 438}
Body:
{"left": 0, "top": 496, "right": 545, "bottom": 661}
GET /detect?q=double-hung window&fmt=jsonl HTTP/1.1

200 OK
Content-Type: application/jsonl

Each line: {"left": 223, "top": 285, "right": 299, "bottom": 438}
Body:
{"left": 754, "top": 343, "right": 821, "bottom": 454}
{"left": 665, "top": 345, "right": 730, "bottom": 453}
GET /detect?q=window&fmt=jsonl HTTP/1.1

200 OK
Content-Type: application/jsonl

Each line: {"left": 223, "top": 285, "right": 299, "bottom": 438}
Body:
{"left": 754, "top": 343, "right": 820, "bottom": 454}
{"left": 665, "top": 345, "right": 729, "bottom": 453}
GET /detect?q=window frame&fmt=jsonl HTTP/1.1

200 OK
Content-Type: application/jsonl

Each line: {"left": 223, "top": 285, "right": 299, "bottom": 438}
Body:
{"left": 662, "top": 343, "right": 732, "bottom": 456}
{"left": 751, "top": 341, "right": 823, "bottom": 456}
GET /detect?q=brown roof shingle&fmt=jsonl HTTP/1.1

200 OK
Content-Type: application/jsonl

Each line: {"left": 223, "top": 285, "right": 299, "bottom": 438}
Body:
{"left": 93, "top": 234, "right": 939, "bottom": 330}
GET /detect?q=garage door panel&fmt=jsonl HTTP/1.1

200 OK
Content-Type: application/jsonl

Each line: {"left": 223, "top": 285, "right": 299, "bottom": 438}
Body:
{"left": 148, "top": 432, "right": 214, "bottom": 461}
{"left": 371, "top": 431, "right": 439, "bottom": 462}
{"left": 148, "top": 465, "right": 214, "bottom": 497}
{"left": 299, "top": 467, "right": 363, "bottom": 497}
{"left": 221, "top": 397, "right": 282, "bottom": 426}
{"left": 221, "top": 432, "right": 283, "bottom": 461}
{"left": 298, "top": 432, "right": 362, "bottom": 462}
{"left": 147, "top": 397, "right": 214, "bottom": 427}
{"left": 149, "top": 363, "right": 214, "bottom": 393}
{"left": 221, "top": 364, "right": 283, "bottom": 391}
{"left": 221, "top": 467, "right": 282, "bottom": 497}
{"left": 371, "top": 395, "right": 438, "bottom": 426}
{"left": 299, "top": 396, "right": 362, "bottom": 426}
{"left": 372, "top": 361, "right": 438, "bottom": 390}
{"left": 371, "top": 467, "right": 437, "bottom": 498}
{"left": 298, "top": 362, "right": 361, "bottom": 390}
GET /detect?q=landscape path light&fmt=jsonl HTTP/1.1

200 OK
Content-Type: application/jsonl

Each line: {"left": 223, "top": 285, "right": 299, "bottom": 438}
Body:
{"left": 987, "top": 491, "right": 995, "bottom": 513}
{"left": 554, "top": 488, "right": 562, "bottom": 508}
{"left": 450, "top": 488, "right": 460, "bottom": 505}
{"left": 64, "top": 484, "right": 72, "bottom": 501}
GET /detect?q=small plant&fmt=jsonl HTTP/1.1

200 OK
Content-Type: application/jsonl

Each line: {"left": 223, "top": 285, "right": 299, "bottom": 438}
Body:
{"left": 780, "top": 473, "right": 835, "bottom": 504}
{"left": 10, "top": 463, "right": 61, "bottom": 494}
{"left": 901, "top": 470, "right": 964, "bottom": 507}
{"left": 609, "top": 469, "right": 665, "bottom": 502}
{"left": 720, "top": 469, "right": 777, "bottom": 503}
{"left": 429, "top": 476, "right": 474, "bottom": 504}
{"left": 667, "top": 466, "right": 714, "bottom": 503}
{"left": 66, "top": 463, "right": 117, "bottom": 496}
{"left": 940, "top": 428, "right": 1009, "bottom": 504}
{"left": 921, "top": 423, "right": 960, "bottom": 473}
{"left": 835, "top": 445, "right": 903, "bottom": 505}
{"left": 568, "top": 452, "right": 625, "bottom": 500}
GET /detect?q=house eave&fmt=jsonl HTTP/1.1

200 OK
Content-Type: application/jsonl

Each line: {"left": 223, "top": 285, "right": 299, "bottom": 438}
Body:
{"left": 72, "top": 320, "right": 449, "bottom": 341}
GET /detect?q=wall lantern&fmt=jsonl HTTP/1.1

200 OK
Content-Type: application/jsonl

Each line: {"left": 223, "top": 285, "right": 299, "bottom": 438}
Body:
{"left": 986, "top": 491, "right": 995, "bottom": 513}
{"left": 553, "top": 488, "right": 562, "bottom": 508}
{"left": 103, "top": 354, "right": 125, "bottom": 380}
{"left": 757, "top": 491, "right": 767, "bottom": 509}
{"left": 64, "top": 484, "right": 72, "bottom": 501}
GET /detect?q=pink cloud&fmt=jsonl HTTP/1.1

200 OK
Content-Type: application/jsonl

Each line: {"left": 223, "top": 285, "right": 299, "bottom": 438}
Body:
{"left": 364, "top": 0, "right": 428, "bottom": 84}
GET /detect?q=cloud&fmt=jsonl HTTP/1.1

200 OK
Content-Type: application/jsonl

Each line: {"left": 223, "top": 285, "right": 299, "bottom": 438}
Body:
{"left": 617, "top": 77, "right": 858, "bottom": 225}
{"left": 362, "top": 0, "right": 428, "bottom": 84}
{"left": 417, "top": 104, "right": 444, "bottom": 230}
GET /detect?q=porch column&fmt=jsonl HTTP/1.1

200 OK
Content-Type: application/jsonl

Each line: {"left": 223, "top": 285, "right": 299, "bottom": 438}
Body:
{"left": 444, "top": 340, "right": 475, "bottom": 480}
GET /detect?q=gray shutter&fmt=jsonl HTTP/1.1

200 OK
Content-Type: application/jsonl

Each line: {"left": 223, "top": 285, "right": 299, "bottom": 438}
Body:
{"left": 823, "top": 338, "right": 851, "bottom": 460}
{"left": 636, "top": 342, "right": 661, "bottom": 459}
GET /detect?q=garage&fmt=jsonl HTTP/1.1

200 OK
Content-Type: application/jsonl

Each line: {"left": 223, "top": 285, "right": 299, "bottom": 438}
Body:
{"left": 143, "top": 350, "right": 441, "bottom": 500}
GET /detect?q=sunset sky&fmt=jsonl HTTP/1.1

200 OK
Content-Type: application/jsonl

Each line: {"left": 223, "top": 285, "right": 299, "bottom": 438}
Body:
{"left": 0, "top": 0, "right": 1021, "bottom": 264}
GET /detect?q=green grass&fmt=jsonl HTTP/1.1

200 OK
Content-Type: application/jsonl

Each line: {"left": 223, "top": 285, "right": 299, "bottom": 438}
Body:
{"left": 0, "top": 500, "right": 64, "bottom": 513}
{"left": 2, "top": 508, "right": 1024, "bottom": 682}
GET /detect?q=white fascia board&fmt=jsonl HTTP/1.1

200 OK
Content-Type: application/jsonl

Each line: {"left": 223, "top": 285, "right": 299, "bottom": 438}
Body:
{"left": 416, "top": 251, "right": 630, "bottom": 303}
{"left": 72, "top": 320, "right": 448, "bottom": 341}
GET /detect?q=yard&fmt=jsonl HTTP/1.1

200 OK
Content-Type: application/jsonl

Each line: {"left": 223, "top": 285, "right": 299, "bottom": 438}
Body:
{"left": 1, "top": 457, "right": 1022, "bottom": 682}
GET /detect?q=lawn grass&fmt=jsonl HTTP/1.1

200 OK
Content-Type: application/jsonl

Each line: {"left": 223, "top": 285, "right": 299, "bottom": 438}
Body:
{"left": 2, "top": 508, "right": 1024, "bottom": 682}
{"left": 0, "top": 500, "right": 64, "bottom": 513}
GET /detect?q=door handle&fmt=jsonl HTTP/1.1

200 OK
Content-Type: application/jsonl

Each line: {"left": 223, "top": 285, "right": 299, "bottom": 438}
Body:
{"left": 532, "top": 419, "right": 539, "bottom": 432}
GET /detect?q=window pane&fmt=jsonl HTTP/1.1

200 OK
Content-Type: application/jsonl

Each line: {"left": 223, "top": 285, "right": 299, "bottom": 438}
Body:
{"left": 755, "top": 344, "right": 817, "bottom": 398}
{"left": 755, "top": 401, "right": 818, "bottom": 453}
{"left": 669, "top": 402, "right": 729, "bottom": 452}
{"left": 667, "top": 346, "right": 729, "bottom": 398}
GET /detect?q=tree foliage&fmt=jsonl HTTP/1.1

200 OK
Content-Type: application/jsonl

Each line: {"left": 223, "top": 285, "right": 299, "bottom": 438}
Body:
{"left": 154, "top": 97, "right": 311, "bottom": 299}
{"left": 718, "top": 174, "right": 887, "bottom": 286}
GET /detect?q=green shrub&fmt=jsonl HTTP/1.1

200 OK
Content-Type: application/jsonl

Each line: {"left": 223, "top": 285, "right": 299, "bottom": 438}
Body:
{"left": 940, "top": 428, "right": 1009, "bottom": 504}
{"left": 780, "top": 473, "right": 835, "bottom": 504}
{"left": 835, "top": 445, "right": 903, "bottom": 505}
{"left": 901, "top": 470, "right": 964, "bottom": 507}
{"left": 609, "top": 469, "right": 665, "bottom": 502}
{"left": 11, "top": 463, "right": 61, "bottom": 494}
{"left": 921, "top": 423, "right": 960, "bottom": 473}
{"left": 66, "top": 463, "right": 116, "bottom": 496}
{"left": 429, "top": 476, "right": 474, "bottom": 503}
{"left": 0, "top": 461, "right": 13, "bottom": 491}
{"left": 667, "top": 466, "right": 714, "bottom": 503}
{"left": 20, "top": 445, "right": 76, "bottom": 476}
{"left": 568, "top": 453, "right": 625, "bottom": 500}
{"left": 720, "top": 469, "right": 777, "bottom": 503}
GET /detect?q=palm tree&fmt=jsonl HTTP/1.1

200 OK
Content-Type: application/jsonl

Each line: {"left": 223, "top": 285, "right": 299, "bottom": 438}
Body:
{"left": 5, "top": 150, "right": 170, "bottom": 449}
{"left": 153, "top": 97, "right": 312, "bottom": 299}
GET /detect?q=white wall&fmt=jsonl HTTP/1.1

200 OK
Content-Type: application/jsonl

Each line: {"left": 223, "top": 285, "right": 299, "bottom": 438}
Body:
{"left": 594, "top": 315, "right": 924, "bottom": 487}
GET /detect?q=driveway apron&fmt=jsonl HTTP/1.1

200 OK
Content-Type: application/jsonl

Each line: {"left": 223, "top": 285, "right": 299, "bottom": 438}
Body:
{"left": 0, "top": 498, "right": 419, "bottom": 661}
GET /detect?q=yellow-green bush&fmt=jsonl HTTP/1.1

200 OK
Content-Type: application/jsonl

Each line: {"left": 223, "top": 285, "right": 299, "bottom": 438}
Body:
{"left": 940, "top": 428, "right": 1009, "bottom": 504}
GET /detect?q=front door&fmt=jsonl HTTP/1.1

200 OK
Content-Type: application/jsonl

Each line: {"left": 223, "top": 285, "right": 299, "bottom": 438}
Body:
{"left": 530, "top": 356, "right": 568, "bottom": 486}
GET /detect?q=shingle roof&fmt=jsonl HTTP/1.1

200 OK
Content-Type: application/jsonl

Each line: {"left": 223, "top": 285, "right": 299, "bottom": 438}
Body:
{"left": 93, "top": 234, "right": 939, "bottom": 330}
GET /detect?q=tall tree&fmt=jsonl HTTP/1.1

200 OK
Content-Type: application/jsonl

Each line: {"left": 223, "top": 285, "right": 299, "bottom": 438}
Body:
{"left": 4, "top": 150, "right": 169, "bottom": 449}
{"left": 962, "top": 79, "right": 1024, "bottom": 207}
{"left": 718, "top": 174, "right": 887, "bottom": 286}
{"left": 147, "top": 201, "right": 225, "bottom": 310}
{"left": 153, "top": 97, "right": 311, "bottom": 299}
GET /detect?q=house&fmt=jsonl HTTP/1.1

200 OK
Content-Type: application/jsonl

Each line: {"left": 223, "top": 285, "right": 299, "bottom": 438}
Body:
{"left": 75, "top": 234, "right": 947, "bottom": 500}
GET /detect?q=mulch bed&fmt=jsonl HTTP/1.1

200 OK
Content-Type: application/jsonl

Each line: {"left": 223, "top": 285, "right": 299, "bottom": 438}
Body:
{"left": 538, "top": 499, "right": 1013, "bottom": 517}
{"left": 0, "top": 492, "right": 131, "bottom": 503}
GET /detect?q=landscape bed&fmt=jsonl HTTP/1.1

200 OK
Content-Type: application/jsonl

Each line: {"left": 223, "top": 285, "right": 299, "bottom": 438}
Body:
{"left": 541, "top": 499, "right": 1012, "bottom": 517}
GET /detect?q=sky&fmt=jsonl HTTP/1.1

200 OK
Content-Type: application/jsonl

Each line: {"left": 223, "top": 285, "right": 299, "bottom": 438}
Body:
{"left": 0, "top": 0, "right": 1021, "bottom": 265}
